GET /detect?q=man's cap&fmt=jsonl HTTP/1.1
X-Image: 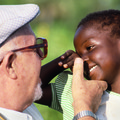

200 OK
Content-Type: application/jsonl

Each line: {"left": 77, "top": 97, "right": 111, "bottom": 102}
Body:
{"left": 0, "top": 4, "right": 40, "bottom": 47}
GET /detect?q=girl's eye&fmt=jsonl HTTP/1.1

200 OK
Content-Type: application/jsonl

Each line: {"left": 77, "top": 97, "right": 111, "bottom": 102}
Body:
{"left": 86, "top": 45, "right": 94, "bottom": 51}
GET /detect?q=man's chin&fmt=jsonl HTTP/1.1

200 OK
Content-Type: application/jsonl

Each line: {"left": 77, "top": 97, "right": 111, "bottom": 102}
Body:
{"left": 33, "top": 83, "right": 43, "bottom": 102}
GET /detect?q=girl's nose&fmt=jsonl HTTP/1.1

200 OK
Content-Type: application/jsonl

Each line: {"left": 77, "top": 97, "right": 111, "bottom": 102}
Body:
{"left": 81, "top": 54, "right": 89, "bottom": 62}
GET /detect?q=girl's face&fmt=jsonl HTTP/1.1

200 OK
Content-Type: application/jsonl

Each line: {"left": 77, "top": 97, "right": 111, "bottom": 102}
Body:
{"left": 74, "top": 25, "right": 120, "bottom": 86}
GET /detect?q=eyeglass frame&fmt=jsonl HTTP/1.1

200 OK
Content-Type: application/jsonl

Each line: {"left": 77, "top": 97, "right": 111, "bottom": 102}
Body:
{"left": 0, "top": 37, "right": 48, "bottom": 63}
{"left": 11, "top": 37, "right": 48, "bottom": 58}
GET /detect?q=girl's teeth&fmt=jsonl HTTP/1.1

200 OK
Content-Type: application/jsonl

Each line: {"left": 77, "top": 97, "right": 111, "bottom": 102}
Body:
{"left": 90, "top": 65, "right": 97, "bottom": 72}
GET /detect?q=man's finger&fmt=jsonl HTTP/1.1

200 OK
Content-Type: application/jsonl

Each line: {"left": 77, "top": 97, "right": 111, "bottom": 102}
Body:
{"left": 73, "top": 58, "right": 84, "bottom": 83}
{"left": 99, "top": 81, "right": 108, "bottom": 91}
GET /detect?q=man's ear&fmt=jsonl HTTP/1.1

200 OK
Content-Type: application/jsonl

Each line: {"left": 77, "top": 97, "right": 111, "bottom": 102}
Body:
{"left": 2, "top": 52, "right": 17, "bottom": 79}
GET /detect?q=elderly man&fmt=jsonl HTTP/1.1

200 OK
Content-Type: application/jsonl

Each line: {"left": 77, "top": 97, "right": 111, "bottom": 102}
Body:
{"left": 0, "top": 4, "right": 44, "bottom": 120}
{"left": 0, "top": 4, "right": 107, "bottom": 120}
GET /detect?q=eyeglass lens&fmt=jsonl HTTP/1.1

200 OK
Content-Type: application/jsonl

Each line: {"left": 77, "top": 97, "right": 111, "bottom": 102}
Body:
{"left": 36, "top": 38, "right": 47, "bottom": 58}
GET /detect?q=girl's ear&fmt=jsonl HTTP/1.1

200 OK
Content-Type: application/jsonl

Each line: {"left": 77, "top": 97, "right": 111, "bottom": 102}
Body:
{"left": 2, "top": 52, "right": 17, "bottom": 79}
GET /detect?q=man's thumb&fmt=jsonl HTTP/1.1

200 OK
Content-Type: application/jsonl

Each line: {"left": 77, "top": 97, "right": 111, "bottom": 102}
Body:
{"left": 73, "top": 58, "right": 84, "bottom": 82}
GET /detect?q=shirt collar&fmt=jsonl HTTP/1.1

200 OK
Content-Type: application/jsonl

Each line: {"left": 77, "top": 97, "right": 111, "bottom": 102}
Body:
{"left": 0, "top": 107, "right": 33, "bottom": 120}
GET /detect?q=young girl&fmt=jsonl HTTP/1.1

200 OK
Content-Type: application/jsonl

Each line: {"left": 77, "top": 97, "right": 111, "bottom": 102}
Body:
{"left": 36, "top": 9, "right": 120, "bottom": 120}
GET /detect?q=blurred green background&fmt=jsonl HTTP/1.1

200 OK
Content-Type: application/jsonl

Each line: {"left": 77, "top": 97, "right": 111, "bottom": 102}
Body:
{"left": 1, "top": 0, "right": 120, "bottom": 119}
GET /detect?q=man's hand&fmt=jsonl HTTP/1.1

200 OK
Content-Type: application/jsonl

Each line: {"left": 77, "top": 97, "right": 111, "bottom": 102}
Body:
{"left": 72, "top": 58, "right": 108, "bottom": 116}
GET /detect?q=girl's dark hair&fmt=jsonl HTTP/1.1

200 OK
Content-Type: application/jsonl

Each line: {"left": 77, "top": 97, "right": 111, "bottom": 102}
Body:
{"left": 77, "top": 9, "right": 120, "bottom": 39}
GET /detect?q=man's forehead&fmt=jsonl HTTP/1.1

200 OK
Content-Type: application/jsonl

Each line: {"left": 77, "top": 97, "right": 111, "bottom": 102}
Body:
{"left": 8, "top": 26, "right": 35, "bottom": 48}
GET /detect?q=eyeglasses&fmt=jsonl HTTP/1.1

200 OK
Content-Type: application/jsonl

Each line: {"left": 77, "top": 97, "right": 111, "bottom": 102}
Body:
{"left": 11, "top": 37, "right": 48, "bottom": 58}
